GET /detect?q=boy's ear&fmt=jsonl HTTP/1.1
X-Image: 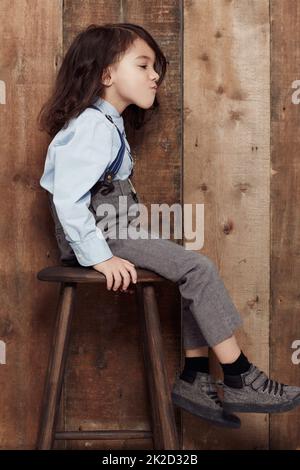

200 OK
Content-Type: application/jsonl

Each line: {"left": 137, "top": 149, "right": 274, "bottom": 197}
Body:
{"left": 101, "top": 67, "right": 113, "bottom": 87}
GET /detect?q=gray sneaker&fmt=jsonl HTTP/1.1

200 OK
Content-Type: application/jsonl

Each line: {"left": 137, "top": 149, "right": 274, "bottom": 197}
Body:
{"left": 222, "top": 364, "right": 300, "bottom": 414}
{"left": 171, "top": 370, "right": 241, "bottom": 428}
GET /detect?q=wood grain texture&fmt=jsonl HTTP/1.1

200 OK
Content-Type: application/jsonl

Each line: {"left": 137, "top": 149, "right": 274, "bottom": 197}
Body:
{"left": 183, "top": 0, "right": 270, "bottom": 449}
{"left": 61, "top": 0, "right": 182, "bottom": 450}
{"left": 270, "top": 0, "right": 300, "bottom": 450}
{"left": 0, "top": 0, "right": 63, "bottom": 449}
{"left": 4, "top": 0, "right": 300, "bottom": 450}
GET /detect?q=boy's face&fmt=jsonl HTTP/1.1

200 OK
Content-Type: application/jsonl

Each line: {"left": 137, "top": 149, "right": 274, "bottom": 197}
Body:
{"left": 102, "top": 37, "right": 160, "bottom": 114}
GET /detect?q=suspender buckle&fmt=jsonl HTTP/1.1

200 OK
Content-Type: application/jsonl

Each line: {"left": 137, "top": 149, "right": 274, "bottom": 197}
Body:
{"left": 99, "top": 172, "right": 114, "bottom": 195}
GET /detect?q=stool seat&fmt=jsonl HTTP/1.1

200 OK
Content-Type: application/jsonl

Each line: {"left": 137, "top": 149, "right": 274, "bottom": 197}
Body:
{"left": 36, "top": 264, "right": 180, "bottom": 450}
{"left": 37, "top": 265, "right": 165, "bottom": 284}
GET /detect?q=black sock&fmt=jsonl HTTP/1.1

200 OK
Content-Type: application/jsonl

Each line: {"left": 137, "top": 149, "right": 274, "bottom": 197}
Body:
{"left": 220, "top": 351, "right": 251, "bottom": 375}
{"left": 180, "top": 356, "right": 209, "bottom": 383}
{"left": 220, "top": 351, "right": 251, "bottom": 388}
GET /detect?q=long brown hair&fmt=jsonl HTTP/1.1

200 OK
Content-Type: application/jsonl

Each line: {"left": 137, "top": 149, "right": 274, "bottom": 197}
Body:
{"left": 37, "top": 23, "right": 167, "bottom": 138}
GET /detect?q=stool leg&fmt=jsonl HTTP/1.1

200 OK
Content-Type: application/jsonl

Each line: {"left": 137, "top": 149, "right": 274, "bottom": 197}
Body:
{"left": 36, "top": 282, "right": 76, "bottom": 449}
{"left": 136, "top": 285, "right": 162, "bottom": 449}
{"left": 138, "top": 284, "right": 179, "bottom": 450}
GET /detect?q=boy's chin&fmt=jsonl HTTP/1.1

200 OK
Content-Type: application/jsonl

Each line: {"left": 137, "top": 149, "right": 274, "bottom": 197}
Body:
{"left": 137, "top": 102, "right": 155, "bottom": 110}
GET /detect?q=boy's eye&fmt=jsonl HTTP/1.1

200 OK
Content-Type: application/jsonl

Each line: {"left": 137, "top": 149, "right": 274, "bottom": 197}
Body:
{"left": 139, "top": 64, "right": 159, "bottom": 75}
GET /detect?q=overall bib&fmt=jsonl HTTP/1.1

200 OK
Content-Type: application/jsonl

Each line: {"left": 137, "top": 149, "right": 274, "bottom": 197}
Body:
{"left": 46, "top": 106, "right": 244, "bottom": 350}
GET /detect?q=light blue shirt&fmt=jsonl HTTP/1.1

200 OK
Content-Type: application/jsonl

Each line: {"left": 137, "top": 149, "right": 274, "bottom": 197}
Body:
{"left": 39, "top": 97, "right": 133, "bottom": 267}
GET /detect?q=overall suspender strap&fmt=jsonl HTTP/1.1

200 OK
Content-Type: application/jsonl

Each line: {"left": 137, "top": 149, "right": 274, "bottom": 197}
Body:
{"left": 87, "top": 104, "right": 125, "bottom": 182}
{"left": 87, "top": 104, "right": 135, "bottom": 197}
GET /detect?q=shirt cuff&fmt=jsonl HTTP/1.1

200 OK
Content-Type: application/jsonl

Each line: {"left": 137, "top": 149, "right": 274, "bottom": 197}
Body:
{"left": 69, "top": 233, "right": 113, "bottom": 267}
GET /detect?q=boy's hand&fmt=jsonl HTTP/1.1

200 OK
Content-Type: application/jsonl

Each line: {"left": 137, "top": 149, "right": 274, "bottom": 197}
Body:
{"left": 92, "top": 256, "right": 137, "bottom": 292}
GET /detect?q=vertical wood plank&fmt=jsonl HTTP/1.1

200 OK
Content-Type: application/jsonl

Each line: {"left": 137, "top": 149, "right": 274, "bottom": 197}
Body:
{"left": 62, "top": 0, "right": 182, "bottom": 450}
{"left": 0, "top": 0, "right": 63, "bottom": 448}
{"left": 183, "top": 0, "right": 270, "bottom": 449}
{"left": 270, "top": 0, "right": 300, "bottom": 450}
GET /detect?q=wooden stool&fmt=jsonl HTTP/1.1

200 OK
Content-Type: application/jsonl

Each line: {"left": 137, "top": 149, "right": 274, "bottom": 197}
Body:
{"left": 36, "top": 266, "right": 180, "bottom": 450}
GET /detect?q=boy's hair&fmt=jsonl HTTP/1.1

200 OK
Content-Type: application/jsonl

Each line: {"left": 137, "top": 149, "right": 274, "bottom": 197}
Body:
{"left": 37, "top": 23, "right": 167, "bottom": 138}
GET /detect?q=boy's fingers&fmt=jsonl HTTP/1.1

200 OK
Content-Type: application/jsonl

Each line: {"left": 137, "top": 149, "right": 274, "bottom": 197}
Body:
{"left": 106, "top": 272, "right": 113, "bottom": 290}
{"left": 120, "top": 269, "right": 131, "bottom": 290}
{"left": 112, "top": 272, "right": 122, "bottom": 291}
{"left": 128, "top": 266, "right": 137, "bottom": 284}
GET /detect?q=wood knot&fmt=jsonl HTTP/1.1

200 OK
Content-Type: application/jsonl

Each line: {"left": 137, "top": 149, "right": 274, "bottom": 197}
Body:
{"left": 239, "top": 182, "right": 250, "bottom": 193}
{"left": 0, "top": 318, "right": 13, "bottom": 337}
{"left": 200, "top": 52, "right": 209, "bottom": 61}
{"left": 229, "top": 109, "right": 242, "bottom": 121}
{"left": 12, "top": 174, "right": 21, "bottom": 182}
{"left": 223, "top": 220, "right": 234, "bottom": 234}
{"left": 247, "top": 295, "right": 259, "bottom": 308}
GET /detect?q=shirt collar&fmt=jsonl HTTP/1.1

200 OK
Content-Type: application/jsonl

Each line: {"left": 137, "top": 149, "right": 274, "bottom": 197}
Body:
{"left": 93, "top": 97, "right": 124, "bottom": 134}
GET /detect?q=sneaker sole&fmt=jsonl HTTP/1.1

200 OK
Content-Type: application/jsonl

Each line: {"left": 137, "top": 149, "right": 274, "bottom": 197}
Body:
{"left": 223, "top": 394, "right": 300, "bottom": 414}
{"left": 171, "top": 392, "right": 241, "bottom": 428}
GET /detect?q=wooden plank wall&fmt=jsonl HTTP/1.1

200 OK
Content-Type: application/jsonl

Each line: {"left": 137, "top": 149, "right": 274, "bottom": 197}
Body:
{"left": 270, "top": 0, "right": 300, "bottom": 450}
{"left": 0, "top": 0, "right": 182, "bottom": 450}
{"left": 0, "top": 0, "right": 63, "bottom": 449}
{"left": 184, "top": 0, "right": 270, "bottom": 449}
{"left": 1, "top": 0, "right": 300, "bottom": 450}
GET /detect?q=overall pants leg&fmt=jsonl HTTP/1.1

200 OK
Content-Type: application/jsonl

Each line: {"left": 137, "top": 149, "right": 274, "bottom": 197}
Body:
{"left": 88, "top": 178, "right": 243, "bottom": 349}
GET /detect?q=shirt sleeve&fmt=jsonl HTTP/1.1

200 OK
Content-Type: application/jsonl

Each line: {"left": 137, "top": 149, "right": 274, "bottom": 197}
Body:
{"left": 52, "top": 113, "right": 114, "bottom": 267}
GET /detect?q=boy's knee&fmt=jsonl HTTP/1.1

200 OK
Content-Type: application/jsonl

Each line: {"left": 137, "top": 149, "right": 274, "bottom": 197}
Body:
{"left": 176, "top": 250, "right": 218, "bottom": 283}
{"left": 193, "top": 252, "right": 217, "bottom": 274}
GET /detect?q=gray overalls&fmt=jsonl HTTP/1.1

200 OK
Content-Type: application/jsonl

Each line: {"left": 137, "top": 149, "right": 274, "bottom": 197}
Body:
{"left": 47, "top": 106, "right": 243, "bottom": 350}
